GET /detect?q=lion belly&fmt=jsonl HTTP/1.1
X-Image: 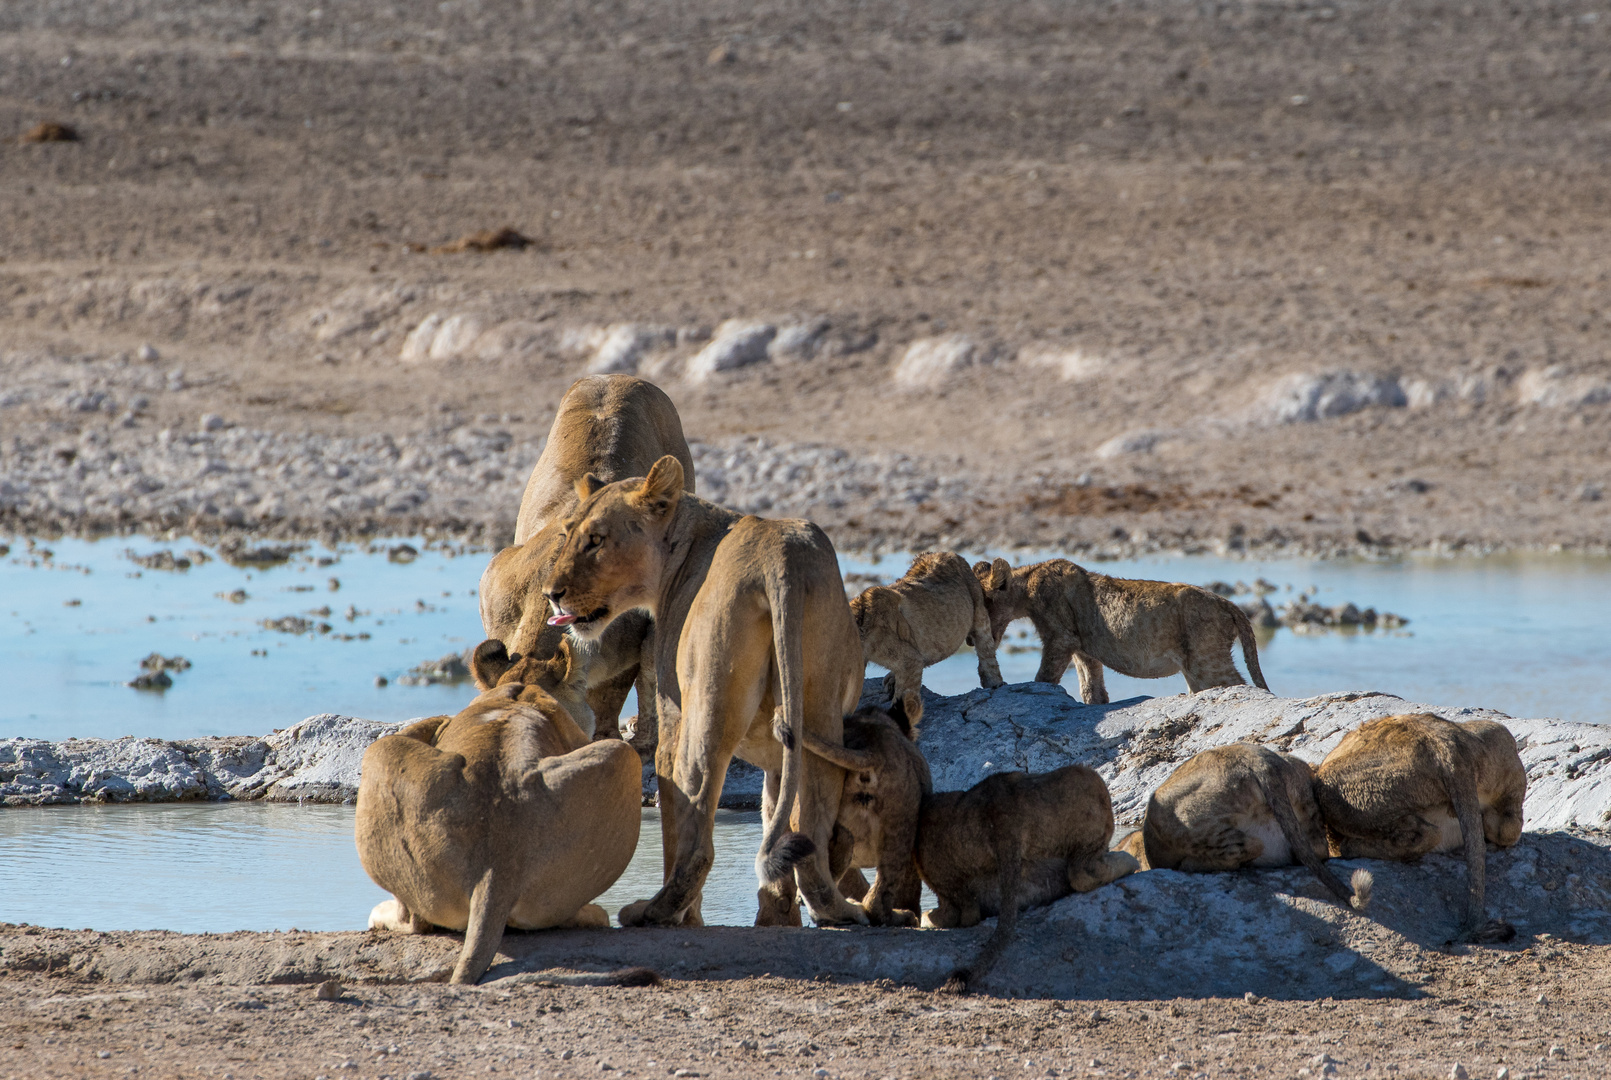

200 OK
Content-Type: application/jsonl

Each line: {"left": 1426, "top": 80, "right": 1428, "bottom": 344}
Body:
{"left": 1242, "top": 817, "right": 1293, "bottom": 867}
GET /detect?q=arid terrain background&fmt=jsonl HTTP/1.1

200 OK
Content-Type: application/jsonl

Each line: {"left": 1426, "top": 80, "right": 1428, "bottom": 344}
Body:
{"left": 5, "top": 1, "right": 1611, "bottom": 1075}
{"left": 3, "top": 0, "right": 1611, "bottom": 555}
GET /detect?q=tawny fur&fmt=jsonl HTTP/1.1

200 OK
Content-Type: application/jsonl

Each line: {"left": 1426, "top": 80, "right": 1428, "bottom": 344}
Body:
{"left": 1126, "top": 743, "right": 1371, "bottom": 909}
{"left": 805, "top": 699, "right": 933, "bottom": 928}
{"left": 849, "top": 551, "right": 1003, "bottom": 728}
{"left": 355, "top": 639, "right": 642, "bottom": 985}
{"left": 477, "top": 375, "right": 695, "bottom": 741}
{"left": 542, "top": 455, "right": 869, "bottom": 930}
{"left": 916, "top": 765, "right": 1140, "bottom": 994}
{"left": 973, "top": 557, "right": 1269, "bottom": 704}
{"left": 1314, "top": 713, "right": 1526, "bottom": 942}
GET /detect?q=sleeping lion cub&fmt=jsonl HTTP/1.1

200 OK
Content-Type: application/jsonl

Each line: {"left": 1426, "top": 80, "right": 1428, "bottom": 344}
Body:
{"left": 1122, "top": 743, "right": 1371, "bottom": 908}
{"left": 1314, "top": 713, "right": 1525, "bottom": 942}
{"left": 974, "top": 557, "right": 1269, "bottom": 704}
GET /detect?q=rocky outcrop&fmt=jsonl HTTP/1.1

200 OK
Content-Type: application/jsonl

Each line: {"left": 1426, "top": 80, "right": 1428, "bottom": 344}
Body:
{"left": 904, "top": 681, "right": 1611, "bottom": 832}
{"left": 4, "top": 684, "right": 1609, "bottom": 831}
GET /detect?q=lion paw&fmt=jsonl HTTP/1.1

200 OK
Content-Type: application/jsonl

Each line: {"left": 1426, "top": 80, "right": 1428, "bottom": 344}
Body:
{"left": 617, "top": 899, "right": 654, "bottom": 927}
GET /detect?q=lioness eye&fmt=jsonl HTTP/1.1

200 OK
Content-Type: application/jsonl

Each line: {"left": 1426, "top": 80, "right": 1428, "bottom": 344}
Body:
{"left": 583, "top": 534, "right": 603, "bottom": 553}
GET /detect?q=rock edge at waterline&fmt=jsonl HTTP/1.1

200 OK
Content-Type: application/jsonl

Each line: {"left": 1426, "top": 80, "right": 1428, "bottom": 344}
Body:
{"left": 3, "top": 683, "right": 1609, "bottom": 833}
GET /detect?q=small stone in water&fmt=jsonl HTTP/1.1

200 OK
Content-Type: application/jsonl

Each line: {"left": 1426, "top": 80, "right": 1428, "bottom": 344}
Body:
{"left": 375, "top": 675, "right": 389, "bottom": 687}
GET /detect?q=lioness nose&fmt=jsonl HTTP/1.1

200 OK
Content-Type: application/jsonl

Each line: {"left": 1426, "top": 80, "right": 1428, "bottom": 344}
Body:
{"left": 545, "top": 587, "right": 566, "bottom": 605}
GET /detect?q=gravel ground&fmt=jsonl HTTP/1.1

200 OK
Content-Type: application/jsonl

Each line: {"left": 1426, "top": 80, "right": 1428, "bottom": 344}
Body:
{"left": 4, "top": 0, "right": 1611, "bottom": 555}
{"left": 2, "top": 938, "right": 1610, "bottom": 1080}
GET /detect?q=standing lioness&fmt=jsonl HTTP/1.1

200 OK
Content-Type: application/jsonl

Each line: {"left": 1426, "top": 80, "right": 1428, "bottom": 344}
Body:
{"left": 478, "top": 374, "right": 696, "bottom": 741}
{"left": 1314, "top": 713, "right": 1525, "bottom": 942}
{"left": 974, "top": 557, "right": 1268, "bottom": 704}
{"left": 850, "top": 551, "right": 1003, "bottom": 728}
{"left": 543, "top": 455, "right": 868, "bottom": 928}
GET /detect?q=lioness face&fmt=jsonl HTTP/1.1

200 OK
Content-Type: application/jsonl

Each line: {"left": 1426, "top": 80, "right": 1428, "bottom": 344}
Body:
{"left": 544, "top": 456, "right": 684, "bottom": 642}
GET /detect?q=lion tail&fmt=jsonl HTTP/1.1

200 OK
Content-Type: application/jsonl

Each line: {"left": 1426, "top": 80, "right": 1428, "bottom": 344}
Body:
{"left": 451, "top": 867, "right": 515, "bottom": 986}
{"left": 1230, "top": 599, "right": 1270, "bottom": 691}
{"left": 754, "top": 571, "right": 816, "bottom": 887}
{"left": 1262, "top": 774, "right": 1358, "bottom": 909}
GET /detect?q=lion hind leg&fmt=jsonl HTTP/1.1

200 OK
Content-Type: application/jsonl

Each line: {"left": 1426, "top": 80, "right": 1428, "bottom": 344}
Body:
{"left": 1068, "top": 850, "right": 1140, "bottom": 893}
{"left": 368, "top": 897, "right": 430, "bottom": 934}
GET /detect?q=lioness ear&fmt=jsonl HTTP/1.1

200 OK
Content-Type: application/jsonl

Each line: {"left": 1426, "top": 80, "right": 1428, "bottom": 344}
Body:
{"left": 574, "top": 473, "right": 606, "bottom": 501}
{"left": 555, "top": 635, "right": 586, "bottom": 689}
{"left": 630, "top": 455, "right": 685, "bottom": 517}
{"left": 470, "top": 639, "right": 514, "bottom": 691}
{"left": 988, "top": 557, "right": 1012, "bottom": 593}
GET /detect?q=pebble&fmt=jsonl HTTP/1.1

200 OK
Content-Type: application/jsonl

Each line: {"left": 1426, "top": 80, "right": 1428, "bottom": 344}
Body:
{"left": 1496, "top": 1068, "right": 1510, "bottom": 1080}
{"left": 1450, "top": 1065, "right": 1469, "bottom": 1080}
{"left": 315, "top": 979, "right": 342, "bottom": 1001}
{"left": 1549, "top": 1045, "right": 1566, "bottom": 1059}
{"left": 560, "top": 1050, "right": 573, "bottom": 1061}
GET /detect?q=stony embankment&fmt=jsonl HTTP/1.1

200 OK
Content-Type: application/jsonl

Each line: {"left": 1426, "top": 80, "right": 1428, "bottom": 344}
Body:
{"left": 4, "top": 682, "right": 1608, "bottom": 832}
{"left": 3, "top": 682, "right": 1610, "bottom": 998}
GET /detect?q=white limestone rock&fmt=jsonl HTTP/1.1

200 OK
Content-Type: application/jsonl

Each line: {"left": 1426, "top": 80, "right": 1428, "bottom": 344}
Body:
{"left": 1256, "top": 371, "right": 1407, "bottom": 424}
{"left": 686, "top": 320, "right": 777, "bottom": 381}
{"left": 891, "top": 334, "right": 983, "bottom": 389}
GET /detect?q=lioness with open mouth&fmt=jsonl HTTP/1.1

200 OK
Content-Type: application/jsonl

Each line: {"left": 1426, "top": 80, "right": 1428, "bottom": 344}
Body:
{"left": 543, "top": 455, "right": 869, "bottom": 928}
{"left": 478, "top": 373, "right": 697, "bottom": 741}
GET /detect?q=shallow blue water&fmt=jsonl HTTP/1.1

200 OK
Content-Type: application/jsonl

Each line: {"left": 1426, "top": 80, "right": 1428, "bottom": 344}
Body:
{"left": 2, "top": 537, "right": 1609, "bottom": 740}
{"left": 0, "top": 803, "right": 764, "bottom": 932}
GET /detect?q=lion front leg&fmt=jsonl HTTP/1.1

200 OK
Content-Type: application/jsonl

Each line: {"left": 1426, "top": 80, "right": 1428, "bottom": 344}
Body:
{"left": 1035, "top": 633, "right": 1077, "bottom": 685}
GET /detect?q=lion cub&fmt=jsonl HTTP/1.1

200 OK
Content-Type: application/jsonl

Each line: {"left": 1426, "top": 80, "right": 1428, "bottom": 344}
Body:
{"left": 1122, "top": 744, "right": 1371, "bottom": 908}
{"left": 916, "top": 765, "right": 1140, "bottom": 994}
{"left": 356, "top": 639, "right": 644, "bottom": 984}
{"left": 850, "top": 552, "right": 1004, "bottom": 725}
{"left": 1314, "top": 713, "right": 1526, "bottom": 943}
{"left": 974, "top": 557, "right": 1268, "bottom": 704}
{"left": 805, "top": 699, "right": 932, "bottom": 927}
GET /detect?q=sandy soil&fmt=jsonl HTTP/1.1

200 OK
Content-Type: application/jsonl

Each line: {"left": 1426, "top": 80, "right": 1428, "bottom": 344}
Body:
{"left": 3, "top": 0, "right": 1611, "bottom": 554}
{"left": 2, "top": 932, "right": 1609, "bottom": 1080}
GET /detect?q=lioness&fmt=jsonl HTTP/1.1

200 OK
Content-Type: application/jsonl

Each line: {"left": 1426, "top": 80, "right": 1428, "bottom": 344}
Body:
{"left": 479, "top": 374, "right": 696, "bottom": 741}
{"left": 916, "top": 765, "right": 1140, "bottom": 994}
{"left": 805, "top": 698, "right": 931, "bottom": 927}
{"left": 543, "top": 455, "right": 869, "bottom": 928}
{"left": 1314, "top": 713, "right": 1525, "bottom": 943}
{"left": 850, "top": 552, "right": 1003, "bottom": 729}
{"left": 1121, "top": 743, "right": 1371, "bottom": 908}
{"left": 355, "top": 638, "right": 643, "bottom": 984}
{"left": 974, "top": 557, "right": 1269, "bottom": 704}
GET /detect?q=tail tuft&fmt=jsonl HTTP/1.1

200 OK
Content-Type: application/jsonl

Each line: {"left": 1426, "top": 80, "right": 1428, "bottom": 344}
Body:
{"left": 607, "top": 966, "right": 663, "bottom": 987}
{"left": 756, "top": 831, "right": 815, "bottom": 884}
{"left": 1349, "top": 869, "right": 1374, "bottom": 910}
{"left": 939, "top": 970, "right": 971, "bottom": 996}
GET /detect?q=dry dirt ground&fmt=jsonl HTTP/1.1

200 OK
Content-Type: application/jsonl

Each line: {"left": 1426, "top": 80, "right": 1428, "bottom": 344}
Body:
{"left": 2, "top": 931, "right": 1610, "bottom": 1080}
{"left": 3, "top": 0, "right": 1611, "bottom": 554}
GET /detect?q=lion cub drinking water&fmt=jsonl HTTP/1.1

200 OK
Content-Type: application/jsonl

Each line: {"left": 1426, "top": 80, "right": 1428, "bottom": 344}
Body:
{"left": 916, "top": 765, "right": 1140, "bottom": 994}
{"left": 805, "top": 699, "right": 932, "bottom": 927}
{"left": 974, "top": 557, "right": 1269, "bottom": 704}
{"left": 1121, "top": 744, "right": 1371, "bottom": 908}
{"left": 849, "top": 552, "right": 1004, "bottom": 725}
{"left": 356, "top": 639, "right": 645, "bottom": 984}
{"left": 1314, "top": 713, "right": 1526, "bottom": 943}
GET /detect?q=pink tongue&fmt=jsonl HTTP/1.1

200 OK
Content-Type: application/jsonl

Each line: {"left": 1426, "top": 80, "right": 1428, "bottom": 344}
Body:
{"left": 547, "top": 613, "right": 577, "bottom": 627}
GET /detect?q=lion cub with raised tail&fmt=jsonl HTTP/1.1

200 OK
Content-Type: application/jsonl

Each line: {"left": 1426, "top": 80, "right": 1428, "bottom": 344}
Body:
{"left": 804, "top": 698, "right": 931, "bottom": 927}
{"left": 1314, "top": 713, "right": 1525, "bottom": 943}
{"left": 850, "top": 552, "right": 1003, "bottom": 726}
{"left": 357, "top": 638, "right": 644, "bottom": 985}
{"left": 916, "top": 765, "right": 1139, "bottom": 994}
{"left": 973, "top": 557, "right": 1268, "bottom": 705}
{"left": 1121, "top": 744, "right": 1371, "bottom": 909}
